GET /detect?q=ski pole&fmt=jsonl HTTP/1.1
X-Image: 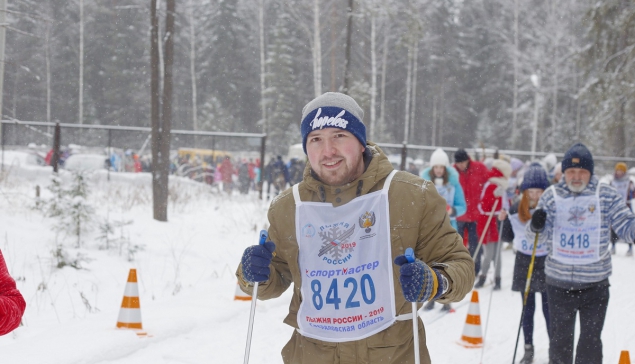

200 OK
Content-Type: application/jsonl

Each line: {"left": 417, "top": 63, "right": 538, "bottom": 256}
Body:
{"left": 511, "top": 232, "right": 540, "bottom": 364}
{"left": 472, "top": 199, "right": 499, "bottom": 262}
{"left": 243, "top": 230, "right": 269, "bottom": 364}
{"left": 405, "top": 248, "right": 421, "bottom": 364}
{"left": 481, "top": 219, "right": 505, "bottom": 364}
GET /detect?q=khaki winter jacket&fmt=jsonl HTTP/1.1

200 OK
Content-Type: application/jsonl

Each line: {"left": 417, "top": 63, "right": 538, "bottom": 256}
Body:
{"left": 237, "top": 143, "right": 475, "bottom": 364}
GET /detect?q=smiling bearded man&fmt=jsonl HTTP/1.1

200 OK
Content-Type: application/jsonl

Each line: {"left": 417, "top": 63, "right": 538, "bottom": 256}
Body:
{"left": 236, "top": 92, "right": 474, "bottom": 364}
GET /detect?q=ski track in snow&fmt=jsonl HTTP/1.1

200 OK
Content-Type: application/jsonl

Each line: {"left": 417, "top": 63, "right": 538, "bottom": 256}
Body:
{"left": 0, "top": 166, "right": 633, "bottom": 363}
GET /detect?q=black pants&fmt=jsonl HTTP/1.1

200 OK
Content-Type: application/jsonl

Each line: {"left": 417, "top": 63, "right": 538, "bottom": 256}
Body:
{"left": 457, "top": 221, "right": 481, "bottom": 275}
{"left": 521, "top": 291, "right": 550, "bottom": 345}
{"left": 547, "top": 284, "right": 609, "bottom": 364}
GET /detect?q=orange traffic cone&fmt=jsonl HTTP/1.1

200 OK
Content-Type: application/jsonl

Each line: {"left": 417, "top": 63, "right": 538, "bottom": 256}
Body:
{"left": 116, "top": 269, "right": 147, "bottom": 336}
{"left": 234, "top": 281, "right": 252, "bottom": 301}
{"left": 457, "top": 290, "right": 483, "bottom": 348}
{"left": 619, "top": 350, "right": 631, "bottom": 364}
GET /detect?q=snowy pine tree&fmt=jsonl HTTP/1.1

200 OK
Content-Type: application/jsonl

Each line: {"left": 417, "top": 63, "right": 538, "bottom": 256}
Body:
{"left": 43, "top": 171, "right": 95, "bottom": 247}
{"left": 43, "top": 174, "right": 68, "bottom": 219}
{"left": 65, "top": 171, "right": 95, "bottom": 247}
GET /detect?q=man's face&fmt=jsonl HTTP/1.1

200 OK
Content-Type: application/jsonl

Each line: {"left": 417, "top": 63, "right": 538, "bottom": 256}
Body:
{"left": 306, "top": 128, "right": 365, "bottom": 186}
{"left": 455, "top": 161, "right": 469, "bottom": 172}
{"left": 564, "top": 168, "right": 591, "bottom": 193}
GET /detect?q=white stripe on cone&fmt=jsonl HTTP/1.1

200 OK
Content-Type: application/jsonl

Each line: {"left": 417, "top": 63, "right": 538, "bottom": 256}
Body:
{"left": 123, "top": 283, "right": 139, "bottom": 297}
{"left": 462, "top": 323, "right": 482, "bottom": 337}
{"left": 234, "top": 282, "right": 252, "bottom": 300}
{"left": 117, "top": 307, "right": 142, "bottom": 323}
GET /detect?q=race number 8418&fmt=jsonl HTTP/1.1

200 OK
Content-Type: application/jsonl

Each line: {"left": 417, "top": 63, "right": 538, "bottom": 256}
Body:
{"left": 559, "top": 233, "right": 590, "bottom": 249}
{"left": 311, "top": 274, "right": 376, "bottom": 310}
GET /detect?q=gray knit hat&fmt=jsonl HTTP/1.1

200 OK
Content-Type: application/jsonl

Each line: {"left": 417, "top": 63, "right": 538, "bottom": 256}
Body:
{"left": 300, "top": 92, "right": 366, "bottom": 154}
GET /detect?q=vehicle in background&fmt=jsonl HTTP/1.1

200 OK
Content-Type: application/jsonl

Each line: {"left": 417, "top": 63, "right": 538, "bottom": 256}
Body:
{"left": 387, "top": 154, "right": 414, "bottom": 171}
{"left": 287, "top": 143, "right": 305, "bottom": 162}
{"left": 177, "top": 148, "right": 232, "bottom": 168}
{"left": 63, "top": 154, "right": 109, "bottom": 172}
{"left": 0, "top": 150, "right": 47, "bottom": 167}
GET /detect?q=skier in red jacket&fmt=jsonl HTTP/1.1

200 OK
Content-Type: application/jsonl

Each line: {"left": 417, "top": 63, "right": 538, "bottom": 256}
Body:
{"left": 453, "top": 149, "right": 490, "bottom": 276}
{"left": 0, "top": 250, "right": 26, "bottom": 336}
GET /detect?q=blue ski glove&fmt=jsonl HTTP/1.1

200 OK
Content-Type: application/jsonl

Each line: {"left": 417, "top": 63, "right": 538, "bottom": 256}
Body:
{"left": 240, "top": 240, "right": 276, "bottom": 283}
{"left": 394, "top": 253, "right": 445, "bottom": 302}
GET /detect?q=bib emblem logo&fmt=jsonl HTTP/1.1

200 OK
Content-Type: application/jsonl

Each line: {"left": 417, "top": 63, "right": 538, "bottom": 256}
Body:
{"left": 568, "top": 206, "right": 587, "bottom": 227}
{"left": 359, "top": 211, "right": 376, "bottom": 233}
{"left": 317, "top": 224, "right": 356, "bottom": 262}
{"left": 303, "top": 224, "right": 316, "bottom": 238}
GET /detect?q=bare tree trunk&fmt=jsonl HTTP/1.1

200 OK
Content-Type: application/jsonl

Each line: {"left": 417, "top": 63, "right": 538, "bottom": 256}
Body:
{"left": 46, "top": 17, "right": 51, "bottom": 125}
{"left": 188, "top": 0, "right": 198, "bottom": 132}
{"left": 11, "top": 70, "right": 17, "bottom": 118}
{"left": 614, "top": 0, "right": 629, "bottom": 157}
{"left": 0, "top": 0, "right": 5, "bottom": 123}
{"left": 409, "top": 39, "right": 418, "bottom": 144}
{"left": 78, "top": 0, "right": 84, "bottom": 125}
{"left": 369, "top": 2, "right": 377, "bottom": 141}
{"left": 151, "top": 0, "right": 167, "bottom": 222}
{"left": 575, "top": 68, "right": 581, "bottom": 141}
{"left": 313, "top": 0, "right": 322, "bottom": 97}
{"left": 330, "top": 5, "right": 337, "bottom": 91}
{"left": 550, "top": 1, "right": 560, "bottom": 151}
{"left": 439, "top": 81, "right": 445, "bottom": 146}
{"left": 379, "top": 27, "right": 388, "bottom": 142}
{"left": 403, "top": 40, "right": 413, "bottom": 143}
{"left": 431, "top": 97, "right": 437, "bottom": 145}
{"left": 511, "top": 0, "right": 519, "bottom": 148}
{"left": 159, "top": 0, "right": 175, "bottom": 221}
{"left": 342, "top": 0, "right": 354, "bottom": 94}
{"left": 259, "top": 0, "right": 267, "bottom": 133}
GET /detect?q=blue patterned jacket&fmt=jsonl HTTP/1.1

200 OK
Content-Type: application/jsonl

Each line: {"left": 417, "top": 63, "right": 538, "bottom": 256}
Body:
{"left": 525, "top": 175, "right": 635, "bottom": 289}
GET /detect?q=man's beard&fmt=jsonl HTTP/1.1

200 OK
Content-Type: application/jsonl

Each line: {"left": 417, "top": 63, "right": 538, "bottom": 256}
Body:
{"left": 567, "top": 181, "right": 588, "bottom": 193}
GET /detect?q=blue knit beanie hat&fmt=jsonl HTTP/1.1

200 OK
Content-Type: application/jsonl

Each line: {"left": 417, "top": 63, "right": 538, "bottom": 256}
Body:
{"left": 300, "top": 92, "right": 366, "bottom": 154}
{"left": 562, "top": 142, "right": 594, "bottom": 175}
{"left": 520, "top": 162, "right": 549, "bottom": 191}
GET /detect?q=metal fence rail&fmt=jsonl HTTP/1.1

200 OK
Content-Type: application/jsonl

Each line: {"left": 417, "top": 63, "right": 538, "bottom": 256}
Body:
{"left": 0, "top": 119, "right": 268, "bottom": 198}
{"left": 376, "top": 142, "right": 635, "bottom": 173}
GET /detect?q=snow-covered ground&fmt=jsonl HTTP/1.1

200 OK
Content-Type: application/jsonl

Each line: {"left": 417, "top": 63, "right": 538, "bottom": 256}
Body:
{"left": 0, "top": 164, "right": 633, "bottom": 364}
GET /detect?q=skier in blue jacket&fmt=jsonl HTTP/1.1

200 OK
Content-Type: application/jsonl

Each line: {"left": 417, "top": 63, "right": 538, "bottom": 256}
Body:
{"left": 421, "top": 148, "right": 467, "bottom": 311}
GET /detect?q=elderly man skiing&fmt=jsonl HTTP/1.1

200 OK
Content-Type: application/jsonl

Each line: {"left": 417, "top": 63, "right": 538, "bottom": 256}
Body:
{"left": 526, "top": 142, "right": 635, "bottom": 364}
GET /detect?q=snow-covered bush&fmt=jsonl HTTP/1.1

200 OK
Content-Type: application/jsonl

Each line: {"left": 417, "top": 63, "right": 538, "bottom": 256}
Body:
{"left": 96, "top": 216, "right": 144, "bottom": 261}
{"left": 41, "top": 171, "right": 95, "bottom": 248}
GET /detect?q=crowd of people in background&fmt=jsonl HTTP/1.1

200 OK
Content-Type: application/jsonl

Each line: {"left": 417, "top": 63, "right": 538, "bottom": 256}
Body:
{"left": 409, "top": 144, "right": 635, "bottom": 364}
{"left": 174, "top": 153, "right": 306, "bottom": 196}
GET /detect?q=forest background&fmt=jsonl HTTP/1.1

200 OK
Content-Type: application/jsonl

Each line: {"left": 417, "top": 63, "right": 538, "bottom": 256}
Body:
{"left": 2, "top": 0, "right": 634, "bottom": 157}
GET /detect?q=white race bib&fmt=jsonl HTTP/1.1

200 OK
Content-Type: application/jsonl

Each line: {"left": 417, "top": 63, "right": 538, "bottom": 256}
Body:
{"left": 612, "top": 178, "right": 630, "bottom": 201}
{"left": 294, "top": 171, "right": 397, "bottom": 342}
{"left": 551, "top": 185, "right": 601, "bottom": 265}
{"left": 509, "top": 213, "right": 548, "bottom": 257}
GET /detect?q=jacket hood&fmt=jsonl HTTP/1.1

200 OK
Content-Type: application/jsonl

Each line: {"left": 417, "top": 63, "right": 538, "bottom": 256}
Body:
{"left": 301, "top": 141, "right": 394, "bottom": 201}
{"left": 487, "top": 167, "right": 509, "bottom": 190}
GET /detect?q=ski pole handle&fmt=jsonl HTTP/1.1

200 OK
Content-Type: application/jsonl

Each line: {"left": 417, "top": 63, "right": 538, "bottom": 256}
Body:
{"left": 259, "top": 230, "right": 268, "bottom": 245}
{"left": 405, "top": 247, "right": 415, "bottom": 263}
{"left": 244, "top": 230, "right": 269, "bottom": 364}
{"left": 404, "top": 247, "right": 421, "bottom": 364}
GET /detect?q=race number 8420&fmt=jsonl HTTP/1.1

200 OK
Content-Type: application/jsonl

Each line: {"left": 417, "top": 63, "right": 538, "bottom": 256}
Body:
{"left": 311, "top": 274, "right": 376, "bottom": 310}
{"left": 559, "top": 233, "right": 590, "bottom": 249}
